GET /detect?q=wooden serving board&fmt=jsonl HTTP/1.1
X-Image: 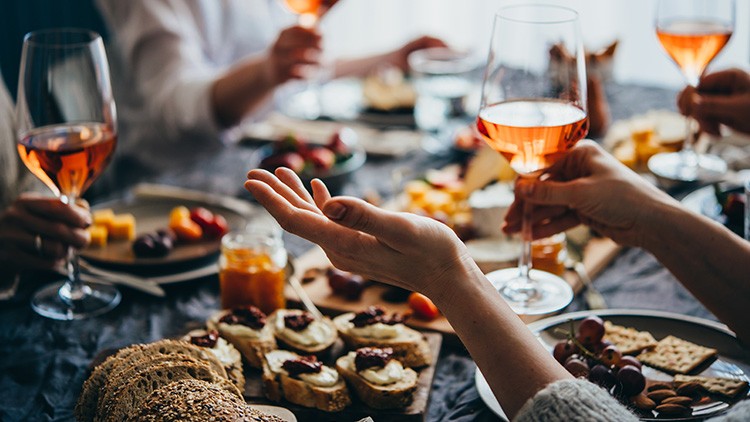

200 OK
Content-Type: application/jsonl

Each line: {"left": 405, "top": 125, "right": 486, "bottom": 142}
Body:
{"left": 244, "top": 332, "right": 443, "bottom": 422}
{"left": 286, "top": 237, "right": 621, "bottom": 334}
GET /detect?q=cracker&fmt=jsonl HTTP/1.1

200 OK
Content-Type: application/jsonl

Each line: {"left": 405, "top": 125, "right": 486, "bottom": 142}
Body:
{"left": 603, "top": 321, "right": 658, "bottom": 355}
{"left": 637, "top": 335, "right": 717, "bottom": 374}
{"left": 674, "top": 374, "right": 749, "bottom": 399}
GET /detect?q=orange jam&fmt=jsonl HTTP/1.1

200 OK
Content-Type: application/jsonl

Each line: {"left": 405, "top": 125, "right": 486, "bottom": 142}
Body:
{"left": 220, "top": 246, "right": 286, "bottom": 314}
{"left": 531, "top": 233, "right": 567, "bottom": 276}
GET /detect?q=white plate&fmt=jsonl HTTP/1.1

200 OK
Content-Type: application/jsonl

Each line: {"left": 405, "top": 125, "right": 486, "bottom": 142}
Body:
{"left": 475, "top": 309, "right": 750, "bottom": 421}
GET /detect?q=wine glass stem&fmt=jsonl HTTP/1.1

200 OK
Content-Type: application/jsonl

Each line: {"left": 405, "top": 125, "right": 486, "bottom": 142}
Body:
{"left": 681, "top": 116, "right": 698, "bottom": 167}
{"left": 518, "top": 199, "right": 533, "bottom": 281}
{"left": 58, "top": 195, "right": 87, "bottom": 304}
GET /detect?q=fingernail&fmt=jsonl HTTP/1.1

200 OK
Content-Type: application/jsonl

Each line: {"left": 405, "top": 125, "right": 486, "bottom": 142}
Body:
{"left": 323, "top": 202, "right": 347, "bottom": 220}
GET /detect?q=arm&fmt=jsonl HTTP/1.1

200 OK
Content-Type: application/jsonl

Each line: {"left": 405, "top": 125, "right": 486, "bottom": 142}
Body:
{"left": 505, "top": 141, "right": 750, "bottom": 343}
{"left": 244, "top": 167, "right": 571, "bottom": 419}
{"left": 332, "top": 36, "right": 447, "bottom": 78}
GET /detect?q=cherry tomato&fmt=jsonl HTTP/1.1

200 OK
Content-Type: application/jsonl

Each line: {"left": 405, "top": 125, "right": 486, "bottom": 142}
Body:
{"left": 169, "top": 206, "right": 191, "bottom": 227}
{"left": 204, "top": 214, "right": 229, "bottom": 239}
{"left": 408, "top": 292, "right": 439, "bottom": 320}
{"left": 189, "top": 207, "right": 215, "bottom": 230}
{"left": 170, "top": 218, "right": 203, "bottom": 242}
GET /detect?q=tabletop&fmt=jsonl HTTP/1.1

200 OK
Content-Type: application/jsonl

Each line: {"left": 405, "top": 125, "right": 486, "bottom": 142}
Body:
{"left": 0, "top": 81, "right": 721, "bottom": 422}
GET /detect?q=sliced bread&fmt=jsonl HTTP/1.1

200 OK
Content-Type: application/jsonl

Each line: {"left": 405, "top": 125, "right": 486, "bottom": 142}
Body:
{"left": 336, "top": 351, "right": 418, "bottom": 409}
{"left": 333, "top": 312, "right": 432, "bottom": 368}
{"left": 207, "top": 308, "right": 277, "bottom": 369}
{"left": 183, "top": 328, "right": 246, "bottom": 391}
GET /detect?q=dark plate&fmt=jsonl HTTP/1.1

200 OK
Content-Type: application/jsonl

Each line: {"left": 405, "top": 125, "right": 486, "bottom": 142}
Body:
{"left": 476, "top": 309, "right": 750, "bottom": 421}
{"left": 81, "top": 196, "right": 247, "bottom": 270}
{"left": 681, "top": 184, "right": 744, "bottom": 236}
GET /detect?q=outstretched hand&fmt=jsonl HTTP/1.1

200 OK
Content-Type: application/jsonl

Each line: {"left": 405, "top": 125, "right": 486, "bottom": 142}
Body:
{"left": 677, "top": 68, "right": 750, "bottom": 136}
{"left": 244, "top": 168, "right": 472, "bottom": 299}
{"left": 503, "top": 141, "right": 677, "bottom": 247}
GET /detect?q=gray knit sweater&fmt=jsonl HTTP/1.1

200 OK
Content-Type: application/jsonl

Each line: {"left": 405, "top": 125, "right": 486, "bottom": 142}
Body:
{"left": 515, "top": 379, "right": 750, "bottom": 422}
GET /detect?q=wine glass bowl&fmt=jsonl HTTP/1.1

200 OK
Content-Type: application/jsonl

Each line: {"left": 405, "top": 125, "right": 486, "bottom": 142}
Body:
{"left": 476, "top": 5, "right": 588, "bottom": 315}
{"left": 15, "top": 28, "right": 120, "bottom": 320}
{"left": 648, "top": 0, "right": 735, "bottom": 182}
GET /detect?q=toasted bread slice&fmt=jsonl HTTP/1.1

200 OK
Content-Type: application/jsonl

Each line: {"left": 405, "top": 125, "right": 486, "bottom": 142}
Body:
{"left": 268, "top": 310, "right": 337, "bottom": 356}
{"left": 183, "top": 328, "right": 246, "bottom": 391}
{"left": 131, "top": 379, "right": 283, "bottom": 422}
{"left": 208, "top": 309, "right": 277, "bottom": 369}
{"left": 336, "top": 352, "right": 418, "bottom": 409}
{"left": 333, "top": 313, "right": 432, "bottom": 368}
{"left": 98, "top": 360, "right": 231, "bottom": 422}
{"left": 261, "top": 349, "right": 350, "bottom": 412}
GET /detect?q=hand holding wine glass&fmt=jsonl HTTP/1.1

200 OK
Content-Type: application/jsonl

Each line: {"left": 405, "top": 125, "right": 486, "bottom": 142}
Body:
{"left": 476, "top": 5, "right": 588, "bottom": 315}
{"left": 648, "top": 0, "right": 735, "bottom": 182}
{"left": 15, "top": 28, "right": 120, "bottom": 320}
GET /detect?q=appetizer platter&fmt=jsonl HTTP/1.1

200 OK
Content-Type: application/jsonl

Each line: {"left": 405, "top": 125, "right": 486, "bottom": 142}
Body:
{"left": 477, "top": 310, "right": 750, "bottom": 421}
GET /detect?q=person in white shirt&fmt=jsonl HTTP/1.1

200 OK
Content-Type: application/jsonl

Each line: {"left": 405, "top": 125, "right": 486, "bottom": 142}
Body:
{"left": 96, "top": 0, "right": 444, "bottom": 171}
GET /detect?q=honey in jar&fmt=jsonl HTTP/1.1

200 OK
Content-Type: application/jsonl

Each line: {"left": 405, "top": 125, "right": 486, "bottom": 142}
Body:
{"left": 219, "top": 230, "right": 286, "bottom": 314}
{"left": 531, "top": 232, "right": 567, "bottom": 276}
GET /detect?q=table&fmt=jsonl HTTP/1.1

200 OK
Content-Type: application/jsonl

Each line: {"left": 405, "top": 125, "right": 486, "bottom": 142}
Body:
{"left": 0, "top": 82, "right": 718, "bottom": 422}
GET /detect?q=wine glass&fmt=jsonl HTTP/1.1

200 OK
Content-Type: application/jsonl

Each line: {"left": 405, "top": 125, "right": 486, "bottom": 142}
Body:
{"left": 15, "top": 29, "right": 120, "bottom": 320}
{"left": 477, "top": 5, "right": 588, "bottom": 315}
{"left": 648, "top": 0, "right": 735, "bottom": 182}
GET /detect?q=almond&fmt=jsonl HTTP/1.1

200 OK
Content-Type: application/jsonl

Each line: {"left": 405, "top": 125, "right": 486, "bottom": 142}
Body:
{"left": 675, "top": 381, "right": 705, "bottom": 397}
{"left": 655, "top": 403, "right": 692, "bottom": 417}
{"left": 661, "top": 396, "right": 693, "bottom": 406}
{"left": 647, "top": 389, "right": 677, "bottom": 403}
{"left": 631, "top": 393, "right": 656, "bottom": 410}
{"left": 647, "top": 382, "right": 673, "bottom": 392}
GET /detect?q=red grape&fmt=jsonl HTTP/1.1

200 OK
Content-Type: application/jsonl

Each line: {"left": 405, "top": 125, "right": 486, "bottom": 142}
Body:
{"left": 588, "top": 364, "right": 616, "bottom": 389}
{"left": 617, "top": 355, "right": 642, "bottom": 370}
{"left": 616, "top": 365, "right": 646, "bottom": 396}
{"left": 553, "top": 341, "right": 577, "bottom": 364}
{"left": 599, "top": 345, "right": 622, "bottom": 367}
{"left": 564, "top": 357, "right": 590, "bottom": 378}
{"left": 576, "top": 316, "right": 605, "bottom": 346}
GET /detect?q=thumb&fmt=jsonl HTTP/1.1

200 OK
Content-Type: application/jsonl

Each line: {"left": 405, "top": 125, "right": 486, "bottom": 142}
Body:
{"left": 694, "top": 94, "right": 741, "bottom": 121}
{"left": 322, "top": 197, "right": 412, "bottom": 243}
{"left": 518, "top": 179, "right": 582, "bottom": 207}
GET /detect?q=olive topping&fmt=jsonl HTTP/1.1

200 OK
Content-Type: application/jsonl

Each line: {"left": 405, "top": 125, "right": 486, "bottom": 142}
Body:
{"left": 351, "top": 306, "right": 407, "bottom": 328}
{"left": 284, "top": 312, "right": 315, "bottom": 331}
{"left": 355, "top": 347, "right": 394, "bottom": 372}
{"left": 282, "top": 356, "right": 322, "bottom": 376}
{"left": 219, "top": 306, "right": 267, "bottom": 330}
{"left": 189, "top": 330, "right": 219, "bottom": 348}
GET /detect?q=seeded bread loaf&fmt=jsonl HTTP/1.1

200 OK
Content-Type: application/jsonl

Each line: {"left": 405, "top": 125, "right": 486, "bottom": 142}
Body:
{"left": 96, "top": 360, "right": 230, "bottom": 422}
{"left": 336, "top": 353, "right": 418, "bottom": 409}
{"left": 207, "top": 309, "right": 277, "bottom": 369}
{"left": 333, "top": 312, "right": 432, "bottom": 368}
{"left": 129, "top": 379, "right": 283, "bottom": 422}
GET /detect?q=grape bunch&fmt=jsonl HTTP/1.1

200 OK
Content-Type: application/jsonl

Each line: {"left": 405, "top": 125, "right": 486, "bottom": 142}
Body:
{"left": 553, "top": 316, "right": 646, "bottom": 399}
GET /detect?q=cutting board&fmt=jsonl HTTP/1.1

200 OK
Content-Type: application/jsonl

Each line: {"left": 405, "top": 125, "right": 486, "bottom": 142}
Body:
{"left": 244, "top": 332, "right": 442, "bottom": 421}
{"left": 286, "top": 236, "right": 621, "bottom": 334}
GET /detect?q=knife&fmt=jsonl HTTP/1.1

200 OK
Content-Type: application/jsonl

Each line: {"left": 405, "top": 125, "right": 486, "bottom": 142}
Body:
{"left": 79, "top": 261, "right": 166, "bottom": 297}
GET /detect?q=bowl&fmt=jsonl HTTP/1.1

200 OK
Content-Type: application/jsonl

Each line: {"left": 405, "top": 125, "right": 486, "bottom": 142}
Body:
{"left": 253, "top": 143, "right": 366, "bottom": 196}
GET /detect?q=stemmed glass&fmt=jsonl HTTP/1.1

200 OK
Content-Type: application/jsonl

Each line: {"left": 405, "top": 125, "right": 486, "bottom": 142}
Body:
{"left": 477, "top": 5, "right": 588, "bottom": 315}
{"left": 15, "top": 29, "right": 120, "bottom": 320}
{"left": 648, "top": 0, "right": 735, "bottom": 182}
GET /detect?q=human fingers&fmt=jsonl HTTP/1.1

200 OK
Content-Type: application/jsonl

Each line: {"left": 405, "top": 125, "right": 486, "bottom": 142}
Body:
{"left": 676, "top": 85, "right": 696, "bottom": 116}
{"left": 516, "top": 178, "right": 586, "bottom": 208}
{"left": 2, "top": 228, "right": 70, "bottom": 260}
{"left": 530, "top": 212, "right": 581, "bottom": 240}
{"left": 17, "top": 194, "right": 91, "bottom": 229}
{"left": 276, "top": 26, "right": 321, "bottom": 50}
{"left": 697, "top": 68, "right": 749, "bottom": 94}
{"left": 247, "top": 169, "right": 320, "bottom": 213}
{"left": 528, "top": 205, "right": 570, "bottom": 227}
{"left": 310, "top": 178, "right": 331, "bottom": 209}
{"left": 3, "top": 206, "right": 89, "bottom": 248}
{"left": 0, "top": 247, "right": 63, "bottom": 271}
{"left": 275, "top": 167, "right": 315, "bottom": 206}
{"left": 693, "top": 94, "right": 750, "bottom": 134}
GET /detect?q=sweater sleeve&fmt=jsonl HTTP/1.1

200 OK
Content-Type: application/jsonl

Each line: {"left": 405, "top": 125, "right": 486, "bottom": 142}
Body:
{"left": 515, "top": 379, "right": 639, "bottom": 422}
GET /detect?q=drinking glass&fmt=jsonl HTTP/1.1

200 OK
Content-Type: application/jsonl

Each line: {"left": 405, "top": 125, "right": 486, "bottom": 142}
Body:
{"left": 477, "top": 5, "right": 588, "bottom": 315}
{"left": 15, "top": 29, "right": 120, "bottom": 320}
{"left": 648, "top": 0, "right": 735, "bottom": 182}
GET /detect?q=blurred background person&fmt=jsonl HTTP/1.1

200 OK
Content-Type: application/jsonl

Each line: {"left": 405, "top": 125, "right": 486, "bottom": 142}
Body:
{"left": 95, "top": 0, "right": 444, "bottom": 174}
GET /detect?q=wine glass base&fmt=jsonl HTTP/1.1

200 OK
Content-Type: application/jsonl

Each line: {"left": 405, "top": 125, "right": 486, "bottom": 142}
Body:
{"left": 31, "top": 280, "right": 121, "bottom": 320}
{"left": 485, "top": 268, "right": 573, "bottom": 315}
{"left": 648, "top": 152, "right": 727, "bottom": 183}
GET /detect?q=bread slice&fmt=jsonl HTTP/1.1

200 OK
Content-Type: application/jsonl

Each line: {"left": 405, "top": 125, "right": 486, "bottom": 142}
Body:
{"left": 267, "top": 310, "right": 337, "bottom": 356}
{"left": 97, "top": 360, "right": 230, "bottom": 422}
{"left": 182, "top": 328, "right": 246, "bottom": 391}
{"left": 336, "top": 352, "right": 418, "bottom": 409}
{"left": 108, "top": 339, "right": 228, "bottom": 380}
{"left": 130, "top": 379, "right": 284, "bottom": 422}
{"left": 261, "top": 349, "right": 350, "bottom": 412}
{"left": 333, "top": 312, "right": 432, "bottom": 368}
{"left": 208, "top": 309, "right": 277, "bottom": 369}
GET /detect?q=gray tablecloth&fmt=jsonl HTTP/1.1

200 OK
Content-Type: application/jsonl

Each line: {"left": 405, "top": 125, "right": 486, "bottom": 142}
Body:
{"left": 1, "top": 82, "right": 721, "bottom": 422}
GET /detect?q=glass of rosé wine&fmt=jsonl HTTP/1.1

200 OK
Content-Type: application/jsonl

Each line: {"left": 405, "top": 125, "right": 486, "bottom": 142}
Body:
{"left": 648, "top": 0, "right": 735, "bottom": 182}
{"left": 478, "top": 5, "right": 588, "bottom": 315}
{"left": 15, "top": 29, "right": 120, "bottom": 320}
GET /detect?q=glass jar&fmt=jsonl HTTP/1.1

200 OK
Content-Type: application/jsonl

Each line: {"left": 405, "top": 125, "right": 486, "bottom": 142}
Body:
{"left": 531, "top": 232, "right": 567, "bottom": 276}
{"left": 219, "top": 225, "right": 287, "bottom": 314}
